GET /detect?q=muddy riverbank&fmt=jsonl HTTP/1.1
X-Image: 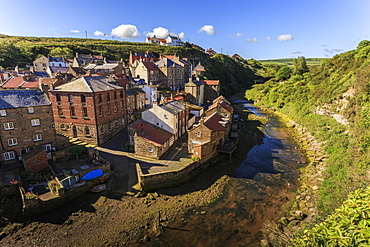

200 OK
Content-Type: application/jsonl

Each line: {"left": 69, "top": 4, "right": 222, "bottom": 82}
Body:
{"left": 0, "top": 99, "right": 318, "bottom": 247}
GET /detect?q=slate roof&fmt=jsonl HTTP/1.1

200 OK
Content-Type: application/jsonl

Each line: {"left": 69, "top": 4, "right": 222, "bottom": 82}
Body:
{"left": 33, "top": 71, "right": 50, "bottom": 78}
{"left": 129, "top": 88, "right": 145, "bottom": 95}
{"left": 156, "top": 58, "right": 182, "bottom": 68}
{"left": 131, "top": 52, "right": 155, "bottom": 58}
{"left": 204, "top": 112, "right": 227, "bottom": 131}
{"left": 94, "top": 64, "right": 118, "bottom": 70}
{"left": 54, "top": 76, "right": 124, "bottom": 92}
{"left": 131, "top": 120, "right": 173, "bottom": 146}
{"left": 84, "top": 64, "right": 97, "bottom": 70}
{"left": 49, "top": 57, "right": 65, "bottom": 63}
{"left": 159, "top": 100, "right": 186, "bottom": 115}
{"left": 126, "top": 89, "right": 135, "bottom": 96}
{"left": 49, "top": 66, "right": 69, "bottom": 73}
{"left": 0, "top": 89, "right": 50, "bottom": 109}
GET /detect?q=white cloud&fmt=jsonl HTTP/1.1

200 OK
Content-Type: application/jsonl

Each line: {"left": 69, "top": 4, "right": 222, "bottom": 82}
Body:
{"left": 277, "top": 34, "right": 294, "bottom": 41}
{"left": 111, "top": 24, "right": 140, "bottom": 39}
{"left": 178, "top": 32, "right": 185, "bottom": 39}
{"left": 292, "top": 51, "right": 302, "bottom": 54}
{"left": 198, "top": 25, "right": 216, "bottom": 35}
{"left": 236, "top": 33, "right": 243, "bottom": 37}
{"left": 94, "top": 31, "right": 105, "bottom": 36}
{"left": 146, "top": 27, "right": 170, "bottom": 38}
{"left": 70, "top": 30, "right": 80, "bottom": 33}
{"left": 324, "top": 48, "right": 344, "bottom": 53}
{"left": 266, "top": 36, "right": 272, "bottom": 41}
{"left": 244, "top": 38, "right": 260, "bottom": 43}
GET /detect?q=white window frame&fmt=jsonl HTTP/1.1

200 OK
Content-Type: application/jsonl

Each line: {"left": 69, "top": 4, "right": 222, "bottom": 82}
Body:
{"left": 4, "top": 122, "right": 14, "bottom": 130}
{"left": 4, "top": 151, "right": 15, "bottom": 160}
{"left": 28, "top": 107, "right": 34, "bottom": 113}
{"left": 197, "top": 131, "right": 201, "bottom": 137}
{"left": 31, "top": 119, "right": 40, "bottom": 126}
{"left": 0, "top": 109, "right": 6, "bottom": 116}
{"left": 43, "top": 144, "right": 52, "bottom": 152}
{"left": 33, "top": 134, "right": 42, "bottom": 141}
{"left": 8, "top": 138, "right": 18, "bottom": 146}
{"left": 148, "top": 147, "right": 153, "bottom": 153}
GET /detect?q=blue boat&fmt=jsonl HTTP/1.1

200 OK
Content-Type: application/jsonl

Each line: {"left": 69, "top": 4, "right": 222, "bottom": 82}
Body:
{"left": 80, "top": 169, "right": 103, "bottom": 181}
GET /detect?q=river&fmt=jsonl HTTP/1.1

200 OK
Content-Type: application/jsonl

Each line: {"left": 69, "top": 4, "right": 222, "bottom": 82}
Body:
{"left": 154, "top": 99, "right": 306, "bottom": 246}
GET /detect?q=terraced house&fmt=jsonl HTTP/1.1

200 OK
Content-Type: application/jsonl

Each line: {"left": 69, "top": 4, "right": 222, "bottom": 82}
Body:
{"left": 49, "top": 76, "right": 127, "bottom": 146}
{"left": 0, "top": 89, "right": 56, "bottom": 166}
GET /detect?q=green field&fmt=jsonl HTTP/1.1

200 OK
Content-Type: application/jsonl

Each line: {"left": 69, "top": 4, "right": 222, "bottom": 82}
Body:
{"left": 258, "top": 58, "right": 326, "bottom": 66}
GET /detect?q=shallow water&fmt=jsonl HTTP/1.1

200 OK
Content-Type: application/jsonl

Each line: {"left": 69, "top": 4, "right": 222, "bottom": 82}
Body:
{"left": 155, "top": 101, "right": 305, "bottom": 246}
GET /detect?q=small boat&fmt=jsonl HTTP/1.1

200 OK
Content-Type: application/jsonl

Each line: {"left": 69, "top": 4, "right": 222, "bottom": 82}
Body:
{"left": 90, "top": 184, "right": 106, "bottom": 193}
{"left": 80, "top": 169, "right": 103, "bottom": 181}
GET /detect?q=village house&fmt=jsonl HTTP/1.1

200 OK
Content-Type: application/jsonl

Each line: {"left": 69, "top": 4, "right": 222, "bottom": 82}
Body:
{"left": 187, "top": 111, "right": 231, "bottom": 161}
{"left": 165, "top": 35, "right": 184, "bottom": 46}
{"left": 0, "top": 89, "right": 56, "bottom": 166}
{"left": 140, "top": 84, "right": 158, "bottom": 107}
{"left": 145, "top": 35, "right": 167, "bottom": 45}
{"left": 48, "top": 76, "right": 127, "bottom": 146}
{"left": 141, "top": 100, "right": 189, "bottom": 141}
{"left": 193, "top": 62, "right": 205, "bottom": 79}
{"left": 129, "top": 51, "right": 156, "bottom": 65}
{"left": 130, "top": 60, "right": 161, "bottom": 85}
{"left": 202, "top": 80, "right": 220, "bottom": 104}
{"left": 72, "top": 53, "right": 104, "bottom": 67}
{"left": 128, "top": 119, "right": 174, "bottom": 159}
{"left": 206, "top": 48, "right": 217, "bottom": 56}
{"left": 156, "top": 58, "right": 186, "bottom": 91}
{"left": 206, "top": 99, "right": 234, "bottom": 122}
{"left": 128, "top": 87, "right": 146, "bottom": 111}
{"left": 185, "top": 78, "right": 204, "bottom": 105}
{"left": 191, "top": 44, "right": 205, "bottom": 53}
{"left": 33, "top": 55, "right": 67, "bottom": 71}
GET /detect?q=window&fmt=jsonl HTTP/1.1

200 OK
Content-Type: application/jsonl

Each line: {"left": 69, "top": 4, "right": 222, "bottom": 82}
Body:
{"left": 28, "top": 107, "right": 34, "bottom": 113}
{"left": 58, "top": 106, "right": 63, "bottom": 116}
{"left": 42, "top": 63, "right": 46, "bottom": 67}
{"left": 115, "top": 121, "right": 119, "bottom": 128}
{"left": 98, "top": 94, "right": 102, "bottom": 103}
{"left": 108, "top": 123, "right": 112, "bottom": 131}
{"left": 114, "top": 92, "right": 117, "bottom": 100}
{"left": 4, "top": 151, "right": 15, "bottom": 160}
{"left": 81, "top": 95, "right": 86, "bottom": 103}
{"left": 85, "top": 126, "right": 90, "bottom": 135}
{"left": 8, "top": 138, "right": 17, "bottom": 146}
{"left": 43, "top": 144, "right": 52, "bottom": 152}
{"left": 170, "top": 75, "right": 172, "bottom": 79}
{"left": 33, "top": 134, "right": 42, "bottom": 141}
{"left": 197, "top": 131, "right": 201, "bottom": 137}
{"left": 31, "top": 119, "right": 40, "bottom": 126}
{"left": 4, "top": 122, "right": 14, "bottom": 130}
{"left": 100, "top": 126, "right": 104, "bottom": 134}
{"left": 70, "top": 106, "right": 75, "bottom": 117}
{"left": 68, "top": 95, "right": 73, "bottom": 102}
{"left": 60, "top": 123, "right": 65, "bottom": 129}
{"left": 106, "top": 93, "right": 110, "bottom": 101}
{"left": 56, "top": 94, "right": 61, "bottom": 102}
{"left": 99, "top": 105, "right": 103, "bottom": 117}
{"left": 83, "top": 107, "right": 88, "bottom": 118}
{"left": 120, "top": 91, "right": 123, "bottom": 98}
{"left": 0, "top": 110, "right": 6, "bottom": 116}
{"left": 114, "top": 102, "right": 118, "bottom": 112}
{"left": 148, "top": 147, "right": 153, "bottom": 152}
{"left": 107, "top": 104, "right": 111, "bottom": 114}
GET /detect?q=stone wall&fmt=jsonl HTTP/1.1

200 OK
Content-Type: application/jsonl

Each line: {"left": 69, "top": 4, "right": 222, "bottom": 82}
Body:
{"left": 136, "top": 153, "right": 225, "bottom": 192}
{"left": 23, "top": 146, "right": 49, "bottom": 173}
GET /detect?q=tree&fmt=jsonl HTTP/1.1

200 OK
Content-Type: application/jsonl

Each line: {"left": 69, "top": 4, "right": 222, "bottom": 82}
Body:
{"left": 275, "top": 66, "right": 292, "bottom": 81}
{"left": 0, "top": 40, "right": 21, "bottom": 68}
{"left": 49, "top": 47, "right": 74, "bottom": 58}
{"left": 293, "top": 56, "right": 309, "bottom": 75}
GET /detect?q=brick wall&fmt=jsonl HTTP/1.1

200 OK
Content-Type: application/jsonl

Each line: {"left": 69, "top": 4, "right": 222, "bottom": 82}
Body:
{"left": 23, "top": 146, "right": 49, "bottom": 173}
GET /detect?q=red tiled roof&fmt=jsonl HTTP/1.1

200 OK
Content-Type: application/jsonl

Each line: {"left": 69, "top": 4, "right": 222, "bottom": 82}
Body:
{"left": 208, "top": 101, "right": 234, "bottom": 113}
{"left": 131, "top": 120, "right": 173, "bottom": 146}
{"left": 161, "top": 55, "right": 176, "bottom": 59}
{"left": 173, "top": 95, "right": 184, "bottom": 101}
{"left": 143, "top": 61, "right": 158, "bottom": 70}
{"left": 21, "top": 80, "right": 39, "bottom": 88}
{"left": 204, "top": 113, "right": 227, "bottom": 131}
{"left": 2, "top": 76, "right": 24, "bottom": 88}
{"left": 202, "top": 80, "right": 219, "bottom": 86}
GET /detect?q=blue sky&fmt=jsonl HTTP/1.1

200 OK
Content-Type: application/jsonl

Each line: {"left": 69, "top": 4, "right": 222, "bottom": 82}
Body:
{"left": 1, "top": 0, "right": 369, "bottom": 60}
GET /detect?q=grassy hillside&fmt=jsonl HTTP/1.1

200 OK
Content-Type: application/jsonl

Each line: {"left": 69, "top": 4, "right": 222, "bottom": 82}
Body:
{"left": 0, "top": 35, "right": 208, "bottom": 67}
{"left": 246, "top": 40, "right": 370, "bottom": 239}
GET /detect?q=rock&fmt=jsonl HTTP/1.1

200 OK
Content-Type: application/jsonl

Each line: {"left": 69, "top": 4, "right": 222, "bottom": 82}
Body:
{"left": 312, "top": 185, "right": 319, "bottom": 191}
